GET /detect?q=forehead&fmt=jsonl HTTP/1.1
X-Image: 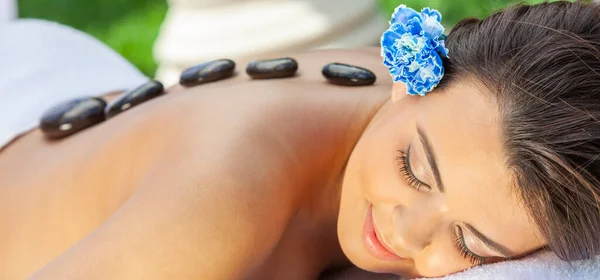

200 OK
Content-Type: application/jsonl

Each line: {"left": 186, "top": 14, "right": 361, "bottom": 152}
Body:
{"left": 413, "top": 82, "right": 544, "bottom": 253}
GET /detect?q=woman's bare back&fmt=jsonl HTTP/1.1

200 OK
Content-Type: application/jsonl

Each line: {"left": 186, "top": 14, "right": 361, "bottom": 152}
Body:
{"left": 0, "top": 48, "right": 392, "bottom": 279}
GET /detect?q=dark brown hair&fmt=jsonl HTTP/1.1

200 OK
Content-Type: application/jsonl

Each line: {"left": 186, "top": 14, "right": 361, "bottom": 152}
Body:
{"left": 439, "top": 1, "right": 600, "bottom": 260}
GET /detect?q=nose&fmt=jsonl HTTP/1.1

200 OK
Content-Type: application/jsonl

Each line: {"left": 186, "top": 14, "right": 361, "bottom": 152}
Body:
{"left": 392, "top": 199, "right": 446, "bottom": 253}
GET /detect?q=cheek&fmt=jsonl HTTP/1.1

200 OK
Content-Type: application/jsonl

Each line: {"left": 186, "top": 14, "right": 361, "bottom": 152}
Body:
{"left": 342, "top": 123, "right": 397, "bottom": 202}
{"left": 414, "top": 236, "right": 474, "bottom": 277}
{"left": 337, "top": 141, "right": 370, "bottom": 263}
{"left": 355, "top": 113, "right": 415, "bottom": 203}
{"left": 337, "top": 110, "right": 412, "bottom": 269}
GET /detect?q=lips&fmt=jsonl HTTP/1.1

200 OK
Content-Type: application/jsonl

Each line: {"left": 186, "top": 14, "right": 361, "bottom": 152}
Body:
{"left": 363, "top": 205, "right": 404, "bottom": 261}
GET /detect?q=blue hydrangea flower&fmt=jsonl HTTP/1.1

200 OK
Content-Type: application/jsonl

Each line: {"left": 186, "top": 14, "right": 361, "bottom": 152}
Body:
{"left": 381, "top": 5, "right": 449, "bottom": 96}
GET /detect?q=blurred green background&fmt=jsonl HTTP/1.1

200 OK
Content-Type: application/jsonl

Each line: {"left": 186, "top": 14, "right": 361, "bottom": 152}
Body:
{"left": 18, "top": 0, "right": 572, "bottom": 77}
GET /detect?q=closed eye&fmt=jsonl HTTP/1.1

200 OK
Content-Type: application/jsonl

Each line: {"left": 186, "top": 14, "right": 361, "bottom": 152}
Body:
{"left": 397, "top": 145, "right": 432, "bottom": 192}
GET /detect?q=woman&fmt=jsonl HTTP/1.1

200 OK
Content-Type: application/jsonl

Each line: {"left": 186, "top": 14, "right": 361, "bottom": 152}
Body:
{"left": 2, "top": 1, "right": 600, "bottom": 279}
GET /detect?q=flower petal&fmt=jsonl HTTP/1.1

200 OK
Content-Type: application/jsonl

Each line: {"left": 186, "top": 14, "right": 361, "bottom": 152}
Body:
{"left": 407, "top": 82, "right": 420, "bottom": 95}
{"left": 389, "top": 21, "right": 421, "bottom": 36}
{"left": 382, "top": 50, "right": 396, "bottom": 67}
{"left": 435, "top": 40, "right": 449, "bottom": 57}
{"left": 420, "top": 7, "right": 442, "bottom": 21}
{"left": 381, "top": 5, "right": 448, "bottom": 96}
{"left": 381, "top": 29, "right": 401, "bottom": 48}
{"left": 421, "top": 11, "right": 444, "bottom": 39}
{"left": 391, "top": 5, "right": 422, "bottom": 25}
{"left": 405, "top": 18, "right": 424, "bottom": 35}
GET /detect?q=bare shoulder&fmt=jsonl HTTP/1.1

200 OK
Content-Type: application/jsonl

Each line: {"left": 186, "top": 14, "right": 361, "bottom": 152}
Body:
{"left": 165, "top": 47, "right": 390, "bottom": 93}
{"left": 276, "top": 47, "right": 389, "bottom": 82}
{"left": 154, "top": 47, "right": 391, "bottom": 141}
{"left": 124, "top": 47, "right": 392, "bottom": 194}
{"left": 132, "top": 47, "right": 391, "bottom": 170}
{"left": 26, "top": 48, "right": 393, "bottom": 279}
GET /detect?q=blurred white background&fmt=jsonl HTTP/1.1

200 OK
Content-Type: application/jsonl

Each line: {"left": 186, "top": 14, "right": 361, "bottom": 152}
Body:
{"left": 0, "top": 0, "right": 17, "bottom": 22}
{"left": 12, "top": 0, "right": 600, "bottom": 81}
{"left": 153, "top": 0, "right": 387, "bottom": 85}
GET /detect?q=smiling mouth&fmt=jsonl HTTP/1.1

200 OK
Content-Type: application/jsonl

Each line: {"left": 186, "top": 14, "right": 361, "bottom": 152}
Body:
{"left": 363, "top": 205, "right": 405, "bottom": 261}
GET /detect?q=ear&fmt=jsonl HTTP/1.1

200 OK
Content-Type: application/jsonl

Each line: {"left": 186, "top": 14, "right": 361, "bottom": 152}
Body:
{"left": 391, "top": 82, "right": 407, "bottom": 103}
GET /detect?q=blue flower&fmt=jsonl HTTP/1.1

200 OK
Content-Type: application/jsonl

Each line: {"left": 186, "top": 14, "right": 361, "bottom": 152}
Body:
{"left": 381, "top": 5, "right": 449, "bottom": 96}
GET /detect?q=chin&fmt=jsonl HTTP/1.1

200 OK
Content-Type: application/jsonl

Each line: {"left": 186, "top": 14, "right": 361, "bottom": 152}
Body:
{"left": 337, "top": 169, "right": 418, "bottom": 277}
{"left": 337, "top": 189, "right": 405, "bottom": 276}
{"left": 337, "top": 222, "right": 415, "bottom": 277}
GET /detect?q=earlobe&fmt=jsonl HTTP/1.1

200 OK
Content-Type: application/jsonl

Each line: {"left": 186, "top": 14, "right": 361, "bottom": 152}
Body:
{"left": 391, "top": 82, "right": 407, "bottom": 103}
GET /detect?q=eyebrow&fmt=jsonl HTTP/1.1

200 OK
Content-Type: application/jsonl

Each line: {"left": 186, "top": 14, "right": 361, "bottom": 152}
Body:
{"left": 464, "top": 224, "right": 514, "bottom": 258}
{"left": 415, "top": 126, "right": 515, "bottom": 258}
{"left": 416, "top": 126, "right": 445, "bottom": 193}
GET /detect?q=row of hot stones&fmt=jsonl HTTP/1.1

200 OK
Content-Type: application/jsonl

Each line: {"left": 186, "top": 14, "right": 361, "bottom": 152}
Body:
{"left": 40, "top": 58, "right": 377, "bottom": 139}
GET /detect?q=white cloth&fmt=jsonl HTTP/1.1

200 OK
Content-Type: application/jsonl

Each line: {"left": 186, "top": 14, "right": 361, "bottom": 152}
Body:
{"left": 0, "top": 19, "right": 149, "bottom": 149}
{"left": 419, "top": 251, "right": 600, "bottom": 280}
{"left": 0, "top": 0, "right": 16, "bottom": 23}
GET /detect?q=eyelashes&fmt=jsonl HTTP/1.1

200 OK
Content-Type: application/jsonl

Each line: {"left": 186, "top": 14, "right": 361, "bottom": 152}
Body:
{"left": 396, "top": 147, "right": 431, "bottom": 192}
{"left": 396, "top": 145, "right": 486, "bottom": 266}
{"left": 453, "top": 225, "right": 486, "bottom": 266}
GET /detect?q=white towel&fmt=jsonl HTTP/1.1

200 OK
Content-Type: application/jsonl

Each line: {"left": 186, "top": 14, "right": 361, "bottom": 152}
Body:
{"left": 0, "top": 19, "right": 149, "bottom": 149}
{"left": 0, "top": 0, "right": 16, "bottom": 23}
{"left": 418, "top": 251, "right": 600, "bottom": 280}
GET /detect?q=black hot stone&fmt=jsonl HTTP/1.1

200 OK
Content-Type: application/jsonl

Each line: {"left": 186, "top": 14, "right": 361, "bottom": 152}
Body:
{"left": 179, "top": 59, "right": 236, "bottom": 86}
{"left": 105, "top": 80, "right": 164, "bottom": 119}
{"left": 322, "top": 63, "right": 376, "bottom": 86}
{"left": 40, "top": 97, "right": 107, "bottom": 139}
{"left": 246, "top": 57, "right": 298, "bottom": 79}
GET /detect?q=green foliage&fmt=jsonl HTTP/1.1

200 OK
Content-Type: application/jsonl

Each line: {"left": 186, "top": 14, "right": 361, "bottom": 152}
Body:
{"left": 378, "top": 0, "right": 577, "bottom": 27}
{"left": 18, "top": 0, "right": 167, "bottom": 77}
{"left": 18, "top": 0, "right": 582, "bottom": 77}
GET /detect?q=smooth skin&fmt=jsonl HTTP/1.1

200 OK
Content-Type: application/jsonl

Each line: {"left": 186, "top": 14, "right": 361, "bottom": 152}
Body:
{"left": 0, "top": 48, "right": 544, "bottom": 279}
{"left": 339, "top": 78, "right": 545, "bottom": 278}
